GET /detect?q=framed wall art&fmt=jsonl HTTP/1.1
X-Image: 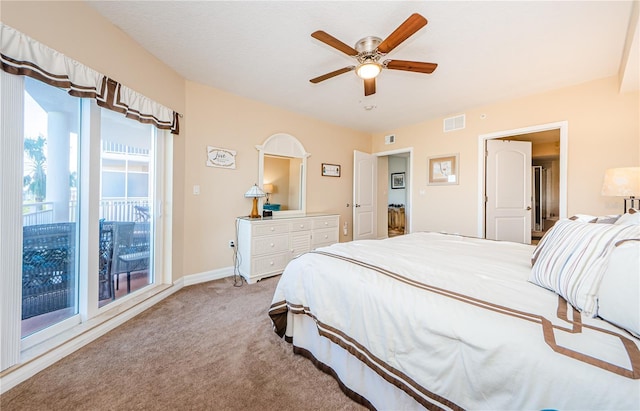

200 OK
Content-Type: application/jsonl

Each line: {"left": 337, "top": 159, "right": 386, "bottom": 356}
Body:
{"left": 206, "top": 146, "right": 237, "bottom": 169}
{"left": 322, "top": 163, "right": 341, "bottom": 177}
{"left": 428, "top": 154, "right": 459, "bottom": 185}
{"left": 391, "top": 172, "right": 405, "bottom": 189}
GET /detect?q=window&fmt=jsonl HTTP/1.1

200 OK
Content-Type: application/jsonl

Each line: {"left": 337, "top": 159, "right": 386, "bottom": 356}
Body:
{"left": 0, "top": 73, "right": 169, "bottom": 366}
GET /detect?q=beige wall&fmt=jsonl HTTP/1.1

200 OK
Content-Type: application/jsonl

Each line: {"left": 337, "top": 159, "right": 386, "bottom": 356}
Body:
{"left": 2, "top": 1, "right": 370, "bottom": 281}
{"left": 2, "top": 0, "right": 188, "bottom": 281}
{"left": 183, "top": 82, "right": 370, "bottom": 276}
{"left": 4, "top": 1, "right": 638, "bottom": 278}
{"left": 372, "top": 76, "right": 639, "bottom": 237}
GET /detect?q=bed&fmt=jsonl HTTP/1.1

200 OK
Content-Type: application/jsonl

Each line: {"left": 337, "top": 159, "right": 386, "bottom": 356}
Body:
{"left": 269, "top": 219, "right": 640, "bottom": 410}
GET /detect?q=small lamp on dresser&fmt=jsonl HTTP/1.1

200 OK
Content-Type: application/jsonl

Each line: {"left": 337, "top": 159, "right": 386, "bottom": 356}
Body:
{"left": 601, "top": 167, "right": 640, "bottom": 213}
{"left": 244, "top": 184, "right": 266, "bottom": 218}
{"left": 263, "top": 184, "right": 274, "bottom": 204}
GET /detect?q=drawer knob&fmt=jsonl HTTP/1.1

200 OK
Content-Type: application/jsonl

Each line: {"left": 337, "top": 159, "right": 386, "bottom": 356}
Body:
{"left": 270, "top": 261, "right": 274, "bottom": 266}
{"left": 270, "top": 227, "right": 275, "bottom": 231}
{"left": 324, "top": 235, "right": 328, "bottom": 239}
{"left": 324, "top": 222, "right": 328, "bottom": 225}
{"left": 270, "top": 243, "right": 274, "bottom": 247}
{"left": 300, "top": 224, "right": 304, "bottom": 228}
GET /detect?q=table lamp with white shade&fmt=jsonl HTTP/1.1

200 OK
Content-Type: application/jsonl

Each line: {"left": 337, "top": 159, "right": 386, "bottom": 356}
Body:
{"left": 601, "top": 167, "right": 640, "bottom": 213}
{"left": 244, "top": 184, "right": 266, "bottom": 218}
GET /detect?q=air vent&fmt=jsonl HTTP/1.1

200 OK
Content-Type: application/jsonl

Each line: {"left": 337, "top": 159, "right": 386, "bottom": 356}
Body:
{"left": 385, "top": 134, "right": 396, "bottom": 144}
{"left": 443, "top": 114, "right": 465, "bottom": 132}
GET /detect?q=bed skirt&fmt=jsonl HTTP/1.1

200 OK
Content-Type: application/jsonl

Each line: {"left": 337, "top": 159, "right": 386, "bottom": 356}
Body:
{"left": 288, "top": 312, "right": 455, "bottom": 411}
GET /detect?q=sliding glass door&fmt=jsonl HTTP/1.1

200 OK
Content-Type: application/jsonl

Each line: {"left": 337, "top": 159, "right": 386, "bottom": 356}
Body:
{"left": 99, "top": 109, "right": 155, "bottom": 305}
{"left": 21, "top": 77, "right": 81, "bottom": 337}
{"left": 13, "top": 77, "right": 161, "bottom": 342}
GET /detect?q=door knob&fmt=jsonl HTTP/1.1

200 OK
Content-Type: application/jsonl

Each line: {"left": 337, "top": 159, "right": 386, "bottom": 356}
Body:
{"left": 354, "top": 204, "right": 361, "bottom": 208}
{"left": 526, "top": 206, "right": 532, "bottom": 210}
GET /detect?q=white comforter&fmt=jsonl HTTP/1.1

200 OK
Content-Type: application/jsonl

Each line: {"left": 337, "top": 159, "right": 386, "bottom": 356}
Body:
{"left": 270, "top": 232, "right": 640, "bottom": 410}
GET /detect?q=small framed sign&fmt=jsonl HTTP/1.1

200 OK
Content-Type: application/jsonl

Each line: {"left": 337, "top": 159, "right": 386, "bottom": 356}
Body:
{"left": 322, "top": 163, "right": 341, "bottom": 177}
{"left": 206, "top": 146, "right": 237, "bottom": 169}
{"left": 391, "top": 172, "right": 405, "bottom": 189}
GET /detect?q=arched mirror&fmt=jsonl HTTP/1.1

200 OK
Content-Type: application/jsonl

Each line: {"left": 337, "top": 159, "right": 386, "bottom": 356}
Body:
{"left": 257, "top": 133, "right": 309, "bottom": 216}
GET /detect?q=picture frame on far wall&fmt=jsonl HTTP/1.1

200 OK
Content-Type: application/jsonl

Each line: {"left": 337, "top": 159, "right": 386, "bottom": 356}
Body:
{"left": 391, "top": 172, "right": 405, "bottom": 189}
{"left": 428, "top": 153, "right": 459, "bottom": 185}
{"left": 322, "top": 163, "right": 341, "bottom": 177}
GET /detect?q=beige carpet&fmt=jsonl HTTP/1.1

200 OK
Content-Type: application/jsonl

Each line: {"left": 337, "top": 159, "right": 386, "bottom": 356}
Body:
{"left": 1, "top": 276, "right": 366, "bottom": 410}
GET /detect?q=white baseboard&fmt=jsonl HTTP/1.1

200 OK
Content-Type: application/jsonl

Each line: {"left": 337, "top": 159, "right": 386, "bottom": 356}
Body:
{"left": 180, "top": 266, "right": 234, "bottom": 287}
{"left": 0, "top": 266, "right": 234, "bottom": 394}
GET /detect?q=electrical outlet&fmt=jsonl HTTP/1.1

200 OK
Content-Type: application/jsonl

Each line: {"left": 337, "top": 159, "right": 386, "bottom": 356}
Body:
{"left": 228, "top": 240, "right": 235, "bottom": 248}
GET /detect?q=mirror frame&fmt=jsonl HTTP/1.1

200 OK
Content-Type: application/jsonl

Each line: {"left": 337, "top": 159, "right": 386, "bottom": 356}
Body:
{"left": 257, "top": 133, "right": 310, "bottom": 216}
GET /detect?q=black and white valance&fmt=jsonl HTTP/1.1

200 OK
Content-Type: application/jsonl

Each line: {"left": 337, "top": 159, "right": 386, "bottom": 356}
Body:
{"left": 0, "top": 23, "right": 180, "bottom": 134}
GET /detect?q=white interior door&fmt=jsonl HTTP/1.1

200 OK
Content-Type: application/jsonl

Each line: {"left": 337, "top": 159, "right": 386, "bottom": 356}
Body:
{"left": 353, "top": 150, "right": 377, "bottom": 240}
{"left": 486, "top": 140, "right": 532, "bottom": 244}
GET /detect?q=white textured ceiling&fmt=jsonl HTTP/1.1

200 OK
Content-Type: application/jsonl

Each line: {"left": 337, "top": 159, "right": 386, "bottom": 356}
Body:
{"left": 87, "top": 1, "right": 636, "bottom": 133}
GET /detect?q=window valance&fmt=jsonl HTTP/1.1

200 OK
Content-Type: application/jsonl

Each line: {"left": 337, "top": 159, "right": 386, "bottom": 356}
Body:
{"left": 0, "top": 23, "right": 180, "bottom": 134}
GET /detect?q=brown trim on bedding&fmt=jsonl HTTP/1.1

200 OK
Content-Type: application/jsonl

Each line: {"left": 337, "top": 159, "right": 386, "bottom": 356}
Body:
{"left": 293, "top": 346, "right": 376, "bottom": 410}
{"left": 268, "top": 248, "right": 640, "bottom": 410}
{"left": 268, "top": 301, "right": 288, "bottom": 337}
{"left": 555, "top": 296, "right": 582, "bottom": 333}
{"left": 318, "top": 321, "right": 462, "bottom": 411}
{"left": 615, "top": 238, "right": 640, "bottom": 247}
{"left": 269, "top": 299, "right": 461, "bottom": 411}
{"left": 310, "top": 250, "right": 640, "bottom": 379}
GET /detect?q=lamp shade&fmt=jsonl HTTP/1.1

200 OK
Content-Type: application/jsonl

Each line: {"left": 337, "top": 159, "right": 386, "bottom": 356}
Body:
{"left": 244, "top": 184, "right": 265, "bottom": 218}
{"left": 601, "top": 167, "right": 640, "bottom": 197}
{"left": 263, "top": 184, "right": 274, "bottom": 194}
{"left": 244, "top": 184, "right": 266, "bottom": 198}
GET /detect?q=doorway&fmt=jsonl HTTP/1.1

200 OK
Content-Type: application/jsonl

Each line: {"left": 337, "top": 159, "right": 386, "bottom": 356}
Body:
{"left": 352, "top": 148, "right": 413, "bottom": 240}
{"left": 375, "top": 148, "right": 413, "bottom": 239}
{"left": 477, "top": 121, "right": 568, "bottom": 241}
{"left": 501, "top": 132, "right": 561, "bottom": 242}
{"left": 387, "top": 154, "right": 409, "bottom": 237}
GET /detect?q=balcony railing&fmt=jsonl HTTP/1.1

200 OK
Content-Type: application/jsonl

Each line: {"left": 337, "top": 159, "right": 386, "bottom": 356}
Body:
{"left": 102, "top": 141, "right": 149, "bottom": 156}
{"left": 23, "top": 199, "right": 150, "bottom": 226}
{"left": 23, "top": 202, "right": 55, "bottom": 226}
{"left": 99, "top": 199, "right": 150, "bottom": 222}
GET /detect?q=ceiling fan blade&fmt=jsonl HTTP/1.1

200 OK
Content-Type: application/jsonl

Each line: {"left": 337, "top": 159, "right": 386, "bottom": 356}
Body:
{"left": 310, "top": 66, "right": 355, "bottom": 84}
{"left": 385, "top": 60, "right": 437, "bottom": 74}
{"left": 377, "top": 13, "right": 428, "bottom": 54}
{"left": 311, "top": 31, "right": 359, "bottom": 56}
{"left": 364, "top": 78, "right": 376, "bottom": 96}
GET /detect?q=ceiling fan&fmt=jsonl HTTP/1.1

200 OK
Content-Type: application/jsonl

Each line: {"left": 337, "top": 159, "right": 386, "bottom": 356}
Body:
{"left": 309, "top": 13, "right": 438, "bottom": 96}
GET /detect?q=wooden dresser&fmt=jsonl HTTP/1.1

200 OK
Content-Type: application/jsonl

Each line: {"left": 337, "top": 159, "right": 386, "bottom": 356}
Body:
{"left": 236, "top": 214, "right": 339, "bottom": 284}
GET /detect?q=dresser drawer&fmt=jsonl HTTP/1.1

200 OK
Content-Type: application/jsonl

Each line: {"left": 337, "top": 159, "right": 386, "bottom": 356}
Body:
{"left": 290, "top": 219, "right": 312, "bottom": 232}
{"left": 253, "top": 223, "right": 289, "bottom": 237}
{"left": 291, "top": 231, "right": 311, "bottom": 257}
{"left": 253, "top": 234, "right": 289, "bottom": 255}
{"left": 312, "top": 216, "right": 339, "bottom": 229}
{"left": 252, "top": 253, "right": 289, "bottom": 275}
{"left": 312, "top": 228, "right": 339, "bottom": 247}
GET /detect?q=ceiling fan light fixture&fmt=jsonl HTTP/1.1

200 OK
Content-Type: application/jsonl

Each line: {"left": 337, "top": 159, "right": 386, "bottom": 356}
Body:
{"left": 356, "top": 62, "right": 381, "bottom": 79}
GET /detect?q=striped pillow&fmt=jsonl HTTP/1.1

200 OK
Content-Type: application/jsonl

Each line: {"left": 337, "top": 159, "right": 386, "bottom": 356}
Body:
{"left": 530, "top": 220, "right": 640, "bottom": 316}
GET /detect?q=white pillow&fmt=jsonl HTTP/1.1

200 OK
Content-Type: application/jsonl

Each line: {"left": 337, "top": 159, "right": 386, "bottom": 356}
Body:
{"left": 530, "top": 220, "right": 640, "bottom": 316}
{"left": 614, "top": 208, "right": 640, "bottom": 225}
{"left": 597, "top": 239, "right": 640, "bottom": 337}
